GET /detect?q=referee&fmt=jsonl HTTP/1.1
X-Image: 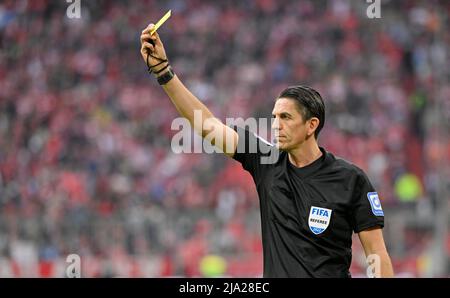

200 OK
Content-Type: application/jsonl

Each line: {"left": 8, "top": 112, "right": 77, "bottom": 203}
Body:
{"left": 140, "top": 24, "right": 394, "bottom": 278}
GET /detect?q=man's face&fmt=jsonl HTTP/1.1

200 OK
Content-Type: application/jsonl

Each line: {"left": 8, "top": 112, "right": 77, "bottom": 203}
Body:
{"left": 271, "top": 98, "right": 311, "bottom": 151}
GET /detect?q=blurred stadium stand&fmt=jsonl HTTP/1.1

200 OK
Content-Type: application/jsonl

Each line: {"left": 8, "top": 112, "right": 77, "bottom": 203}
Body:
{"left": 0, "top": 0, "right": 449, "bottom": 277}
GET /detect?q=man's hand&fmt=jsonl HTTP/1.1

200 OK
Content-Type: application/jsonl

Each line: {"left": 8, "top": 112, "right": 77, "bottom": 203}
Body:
{"left": 140, "top": 24, "right": 169, "bottom": 75}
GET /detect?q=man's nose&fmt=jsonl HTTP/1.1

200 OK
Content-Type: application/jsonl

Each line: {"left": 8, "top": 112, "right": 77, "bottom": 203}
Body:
{"left": 272, "top": 119, "right": 282, "bottom": 130}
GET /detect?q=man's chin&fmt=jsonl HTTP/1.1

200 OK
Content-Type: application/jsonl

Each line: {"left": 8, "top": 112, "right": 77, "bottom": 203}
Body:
{"left": 275, "top": 142, "right": 288, "bottom": 151}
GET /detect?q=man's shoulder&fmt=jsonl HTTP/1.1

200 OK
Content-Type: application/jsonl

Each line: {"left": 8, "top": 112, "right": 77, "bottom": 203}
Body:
{"left": 326, "top": 152, "right": 366, "bottom": 178}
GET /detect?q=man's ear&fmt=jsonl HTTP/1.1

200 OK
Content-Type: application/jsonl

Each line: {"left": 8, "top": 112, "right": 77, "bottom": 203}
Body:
{"left": 308, "top": 117, "right": 320, "bottom": 137}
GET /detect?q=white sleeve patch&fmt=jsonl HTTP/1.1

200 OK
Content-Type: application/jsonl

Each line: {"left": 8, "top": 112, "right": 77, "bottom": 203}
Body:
{"left": 367, "top": 192, "right": 384, "bottom": 216}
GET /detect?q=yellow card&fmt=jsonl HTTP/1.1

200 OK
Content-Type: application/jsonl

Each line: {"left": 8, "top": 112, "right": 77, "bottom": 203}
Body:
{"left": 150, "top": 10, "right": 172, "bottom": 35}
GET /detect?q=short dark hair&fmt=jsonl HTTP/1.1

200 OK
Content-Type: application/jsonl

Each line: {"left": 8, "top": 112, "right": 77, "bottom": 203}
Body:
{"left": 277, "top": 85, "right": 325, "bottom": 139}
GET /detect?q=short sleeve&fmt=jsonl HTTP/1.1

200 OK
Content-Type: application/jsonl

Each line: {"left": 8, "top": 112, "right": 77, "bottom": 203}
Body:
{"left": 231, "top": 126, "right": 278, "bottom": 182}
{"left": 350, "top": 169, "right": 385, "bottom": 233}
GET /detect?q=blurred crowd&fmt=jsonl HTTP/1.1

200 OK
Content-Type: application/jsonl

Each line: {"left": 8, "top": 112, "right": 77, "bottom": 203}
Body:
{"left": 0, "top": 0, "right": 449, "bottom": 277}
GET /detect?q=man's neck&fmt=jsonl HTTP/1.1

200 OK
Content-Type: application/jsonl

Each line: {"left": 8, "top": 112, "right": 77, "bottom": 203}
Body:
{"left": 288, "top": 142, "right": 323, "bottom": 168}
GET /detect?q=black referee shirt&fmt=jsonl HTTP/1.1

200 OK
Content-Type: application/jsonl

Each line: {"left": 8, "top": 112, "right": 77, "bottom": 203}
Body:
{"left": 232, "top": 126, "right": 385, "bottom": 278}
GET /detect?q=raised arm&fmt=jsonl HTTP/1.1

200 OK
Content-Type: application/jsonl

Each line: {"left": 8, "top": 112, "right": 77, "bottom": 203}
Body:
{"left": 140, "top": 24, "right": 238, "bottom": 157}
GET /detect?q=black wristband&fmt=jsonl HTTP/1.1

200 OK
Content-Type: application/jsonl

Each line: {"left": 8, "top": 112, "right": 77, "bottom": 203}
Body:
{"left": 157, "top": 66, "right": 175, "bottom": 85}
